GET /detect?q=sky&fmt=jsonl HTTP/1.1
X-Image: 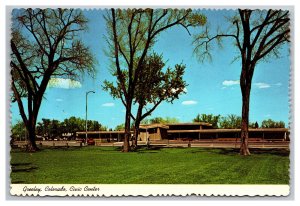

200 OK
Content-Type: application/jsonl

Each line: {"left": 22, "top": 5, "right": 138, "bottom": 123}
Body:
{"left": 10, "top": 9, "right": 290, "bottom": 129}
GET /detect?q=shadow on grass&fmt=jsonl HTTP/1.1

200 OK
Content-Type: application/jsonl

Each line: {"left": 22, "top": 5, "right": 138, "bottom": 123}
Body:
{"left": 11, "top": 162, "right": 38, "bottom": 173}
{"left": 136, "top": 147, "right": 160, "bottom": 154}
{"left": 11, "top": 163, "right": 31, "bottom": 167}
{"left": 11, "top": 166, "right": 38, "bottom": 172}
{"left": 41, "top": 146, "right": 84, "bottom": 151}
{"left": 185, "top": 147, "right": 289, "bottom": 157}
{"left": 11, "top": 180, "right": 26, "bottom": 184}
{"left": 249, "top": 148, "right": 290, "bottom": 156}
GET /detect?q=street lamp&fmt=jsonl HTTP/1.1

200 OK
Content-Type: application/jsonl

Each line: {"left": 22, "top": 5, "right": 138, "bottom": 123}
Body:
{"left": 85, "top": 90, "right": 95, "bottom": 145}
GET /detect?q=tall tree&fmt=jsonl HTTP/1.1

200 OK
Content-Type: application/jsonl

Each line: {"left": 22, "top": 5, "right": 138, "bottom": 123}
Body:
{"left": 104, "top": 8, "right": 206, "bottom": 152}
{"left": 104, "top": 53, "right": 187, "bottom": 148}
{"left": 132, "top": 54, "right": 187, "bottom": 148}
{"left": 11, "top": 9, "right": 95, "bottom": 151}
{"left": 193, "top": 9, "right": 290, "bottom": 155}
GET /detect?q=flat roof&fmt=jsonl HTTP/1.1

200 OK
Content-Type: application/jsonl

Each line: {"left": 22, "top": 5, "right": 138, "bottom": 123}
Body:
{"left": 76, "top": 131, "right": 133, "bottom": 135}
{"left": 168, "top": 128, "right": 289, "bottom": 133}
{"left": 139, "top": 124, "right": 169, "bottom": 129}
{"left": 77, "top": 128, "right": 289, "bottom": 135}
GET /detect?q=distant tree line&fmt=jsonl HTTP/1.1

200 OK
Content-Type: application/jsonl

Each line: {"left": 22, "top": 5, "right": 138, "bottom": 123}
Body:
{"left": 192, "top": 113, "right": 285, "bottom": 129}
{"left": 261, "top": 119, "right": 285, "bottom": 128}
{"left": 113, "top": 114, "right": 286, "bottom": 130}
{"left": 11, "top": 117, "right": 107, "bottom": 141}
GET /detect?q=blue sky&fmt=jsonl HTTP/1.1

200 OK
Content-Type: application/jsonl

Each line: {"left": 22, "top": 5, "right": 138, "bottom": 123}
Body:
{"left": 10, "top": 9, "right": 290, "bottom": 129}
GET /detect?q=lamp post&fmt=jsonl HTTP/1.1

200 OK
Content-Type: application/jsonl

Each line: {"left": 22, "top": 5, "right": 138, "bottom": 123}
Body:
{"left": 85, "top": 90, "right": 95, "bottom": 145}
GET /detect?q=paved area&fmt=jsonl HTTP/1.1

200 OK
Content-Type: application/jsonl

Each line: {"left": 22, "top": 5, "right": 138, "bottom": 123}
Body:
{"left": 13, "top": 140, "right": 290, "bottom": 149}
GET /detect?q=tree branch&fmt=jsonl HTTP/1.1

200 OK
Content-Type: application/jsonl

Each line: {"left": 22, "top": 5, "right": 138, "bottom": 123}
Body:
{"left": 111, "top": 9, "right": 128, "bottom": 99}
{"left": 140, "top": 99, "right": 164, "bottom": 120}
{"left": 11, "top": 79, "right": 28, "bottom": 124}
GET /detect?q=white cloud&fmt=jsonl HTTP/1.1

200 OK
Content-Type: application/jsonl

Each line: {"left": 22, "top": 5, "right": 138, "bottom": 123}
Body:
{"left": 56, "top": 98, "right": 63, "bottom": 102}
{"left": 264, "top": 114, "right": 271, "bottom": 117}
{"left": 48, "top": 78, "right": 82, "bottom": 89}
{"left": 274, "top": 82, "right": 282, "bottom": 86}
{"left": 254, "top": 82, "right": 271, "bottom": 89}
{"left": 182, "top": 100, "right": 198, "bottom": 105}
{"left": 102, "top": 102, "right": 115, "bottom": 107}
{"left": 222, "top": 80, "right": 239, "bottom": 86}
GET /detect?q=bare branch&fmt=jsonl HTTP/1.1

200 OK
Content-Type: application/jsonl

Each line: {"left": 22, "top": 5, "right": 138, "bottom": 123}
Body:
{"left": 111, "top": 8, "right": 128, "bottom": 99}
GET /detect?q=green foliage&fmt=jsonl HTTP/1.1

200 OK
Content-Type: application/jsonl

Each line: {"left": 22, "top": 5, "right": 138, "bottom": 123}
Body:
{"left": 193, "top": 114, "right": 220, "bottom": 128}
{"left": 261, "top": 119, "right": 285, "bottom": 128}
{"left": 35, "top": 117, "right": 107, "bottom": 139}
{"left": 104, "top": 52, "right": 188, "bottom": 106}
{"left": 192, "top": 114, "right": 281, "bottom": 129}
{"left": 135, "top": 53, "right": 187, "bottom": 105}
{"left": 115, "top": 123, "right": 125, "bottom": 131}
{"left": 147, "top": 117, "right": 180, "bottom": 124}
{"left": 11, "top": 120, "right": 27, "bottom": 140}
{"left": 219, "top": 114, "right": 242, "bottom": 129}
{"left": 11, "top": 147, "right": 289, "bottom": 184}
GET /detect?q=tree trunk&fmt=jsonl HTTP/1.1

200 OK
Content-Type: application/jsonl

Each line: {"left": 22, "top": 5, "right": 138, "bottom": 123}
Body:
{"left": 132, "top": 120, "right": 140, "bottom": 149}
{"left": 240, "top": 102, "right": 251, "bottom": 155}
{"left": 123, "top": 103, "right": 132, "bottom": 152}
{"left": 240, "top": 81, "right": 251, "bottom": 156}
{"left": 26, "top": 120, "right": 39, "bottom": 152}
{"left": 132, "top": 104, "right": 143, "bottom": 149}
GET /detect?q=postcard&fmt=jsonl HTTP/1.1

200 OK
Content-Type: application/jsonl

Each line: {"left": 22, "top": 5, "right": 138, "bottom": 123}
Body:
{"left": 9, "top": 7, "right": 291, "bottom": 197}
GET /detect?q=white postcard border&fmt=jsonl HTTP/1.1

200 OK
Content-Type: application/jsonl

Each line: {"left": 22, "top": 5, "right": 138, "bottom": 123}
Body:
{"left": 10, "top": 184, "right": 289, "bottom": 197}
{"left": 6, "top": 4, "right": 295, "bottom": 199}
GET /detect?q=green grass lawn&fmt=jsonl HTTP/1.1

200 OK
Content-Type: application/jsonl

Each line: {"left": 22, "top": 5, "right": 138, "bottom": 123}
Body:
{"left": 10, "top": 146, "right": 290, "bottom": 184}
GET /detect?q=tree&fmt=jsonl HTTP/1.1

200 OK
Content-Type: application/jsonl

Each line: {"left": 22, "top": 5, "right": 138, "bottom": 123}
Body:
{"left": 115, "top": 123, "right": 125, "bottom": 131}
{"left": 11, "top": 9, "right": 96, "bottom": 151}
{"left": 140, "top": 116, "right": 180, "bottom": 124}
{"left": 193, "top": 114, "right": 220, "bottom": 128}
{"left": 61, "top": 117, "right": 84, "bottom": 139}
{"left": 219, "top": 114, "right": 242, "bottom": 129}
{"left": 35, "top": 117, "right": 106, "bottom": 140}
{"left": 106, "top": 53, "right": 187, "bottom": 148}
{"left": 49, "top": 119, "right": 61, "bottom": 140}
{"left": 131, "top": 54, "right": 187, "bottom": 148}
{"left": 104, "top": 9, "right": 206, "bottom": 152}
{"left": 11, "top": 120, "right": 27, "bottom": 141}
{"left": 36, "top": 118, "right": 51, "bottom": 139}
{"left": 61, "top": 117, "right": 106, "bottom": 138}
{"left": 193, "top": 9, "right": 290, "bottom": 155}
{"left": 261, "top": 119, "right": 285, "bottom": 128}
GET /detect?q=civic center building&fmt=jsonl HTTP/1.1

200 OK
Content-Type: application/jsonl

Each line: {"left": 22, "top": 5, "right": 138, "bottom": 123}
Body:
{"left": 76, "top": 122, "right": 289, "bottom": 143}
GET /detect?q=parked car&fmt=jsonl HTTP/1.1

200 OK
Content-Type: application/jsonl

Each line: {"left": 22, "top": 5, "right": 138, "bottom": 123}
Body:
{"left": 87, "top": 138, "right": 95, "bottom": 145}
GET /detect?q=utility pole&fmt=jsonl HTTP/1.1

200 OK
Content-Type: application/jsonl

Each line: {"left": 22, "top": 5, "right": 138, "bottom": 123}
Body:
{"left": 85, "top": 90, "right": 95, "bottom": 145}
